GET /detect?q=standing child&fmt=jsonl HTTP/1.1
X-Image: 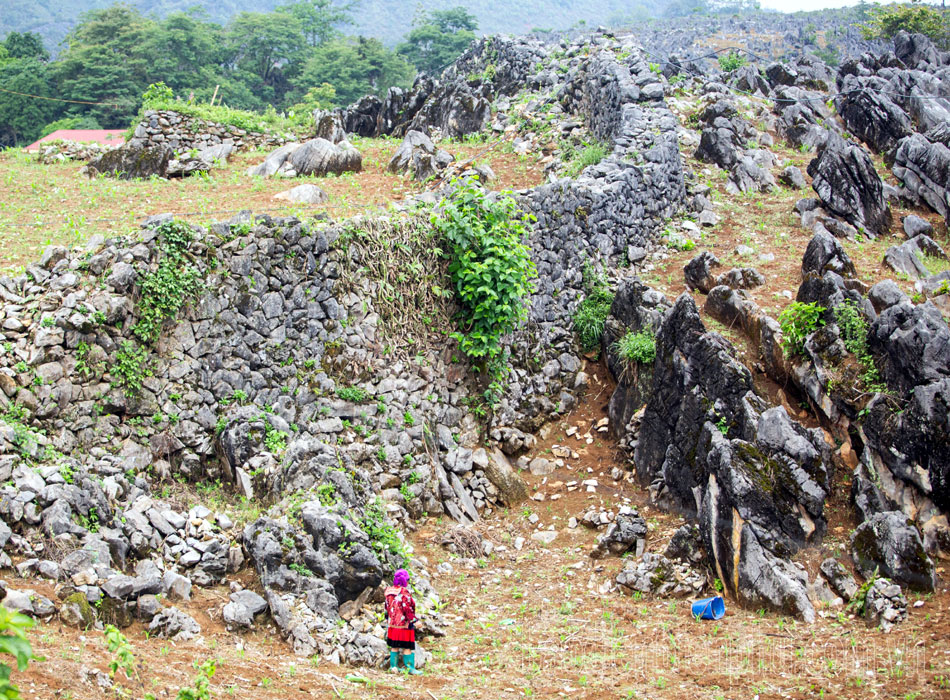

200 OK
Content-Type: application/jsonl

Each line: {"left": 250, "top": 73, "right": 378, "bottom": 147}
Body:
{"left": 384, "top": 569, "right": 422, "bottom": 674}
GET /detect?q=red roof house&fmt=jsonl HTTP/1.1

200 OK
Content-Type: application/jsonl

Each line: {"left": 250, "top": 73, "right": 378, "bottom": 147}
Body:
{"left": 24, "top": 129, "right": 126, "bottom": 152}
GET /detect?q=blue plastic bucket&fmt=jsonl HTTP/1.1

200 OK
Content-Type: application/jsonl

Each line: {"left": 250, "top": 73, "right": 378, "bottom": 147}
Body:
{"left": 691, "top": 595, "right": 725, "bottom": 620}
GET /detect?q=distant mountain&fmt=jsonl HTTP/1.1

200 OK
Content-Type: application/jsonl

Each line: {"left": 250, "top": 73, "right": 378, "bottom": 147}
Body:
{"left": 0, "top": 0, "right": 717, "bottom": 50}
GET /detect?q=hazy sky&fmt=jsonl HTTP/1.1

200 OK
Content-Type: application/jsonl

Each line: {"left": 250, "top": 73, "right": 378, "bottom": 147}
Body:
{"left": 761, "top": 0, "right": 860, "bottom": 10}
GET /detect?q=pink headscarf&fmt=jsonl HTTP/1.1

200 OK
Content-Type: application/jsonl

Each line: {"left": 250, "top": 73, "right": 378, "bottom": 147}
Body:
{"left": 393, "top": 569, "right": 409, "bottom": 587}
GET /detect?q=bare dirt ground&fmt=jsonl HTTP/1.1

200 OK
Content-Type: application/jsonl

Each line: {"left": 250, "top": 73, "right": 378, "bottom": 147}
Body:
{"left": 0, "top": 136, "right": 544, "bottom": 272}
{"left": 15, "top": 362, "right": 950, "bottom": 700}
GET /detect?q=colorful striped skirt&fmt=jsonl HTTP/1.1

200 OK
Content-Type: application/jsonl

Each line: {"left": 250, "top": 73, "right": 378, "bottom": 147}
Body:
{"left": 386, "top": 626, "right": 415, "bottom": 650}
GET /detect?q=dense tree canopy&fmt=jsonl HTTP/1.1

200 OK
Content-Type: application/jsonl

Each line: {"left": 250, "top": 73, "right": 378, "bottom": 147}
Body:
{"left": 300, "top": 37, "right": 413, "bottom": 106}
{"left": 397, "top": 8, "right": 478, "bottom": 75}
{"left": 0, "top": 1, "right": 441, "bottom": 145}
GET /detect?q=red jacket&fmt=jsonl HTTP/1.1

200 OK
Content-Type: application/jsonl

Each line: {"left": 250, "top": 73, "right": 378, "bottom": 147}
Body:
{"left": 384, "top": 585, "right": 416, "bottom": 629}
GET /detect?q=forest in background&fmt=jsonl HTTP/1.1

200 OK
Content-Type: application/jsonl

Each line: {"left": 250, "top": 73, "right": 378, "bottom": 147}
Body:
{"left": 2, "top": 0, "right": 760, "bottom": 52}
{"left": 0, "top": 0, "right": 763, "bottom": 147}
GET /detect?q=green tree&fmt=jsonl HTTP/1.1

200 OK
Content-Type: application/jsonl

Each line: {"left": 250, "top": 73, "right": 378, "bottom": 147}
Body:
{"left": 3, "top": 31, "right": 47, "bottom": 61}
{"left": 397, "top": 7, "right": 478, "bottom": 75}
{"left": 0, "top": 58, "right": 57, "bottom": 146}
{"left": 145, "top": 11, "right": 226, "bottom": 100}
{"left": 859, "top": 0, "right": 950, "bottom": 49}
{"left": 52, "top": 5, "right": 156, "bottom": 127}
{"left": 225, "top": 12, "right": 307, "bottom": 105}
{"left": 298, "top": 37, "right": 413, "bottom": 107}
{"left": 278, "top": 0, "right": 354, "bottom": 46}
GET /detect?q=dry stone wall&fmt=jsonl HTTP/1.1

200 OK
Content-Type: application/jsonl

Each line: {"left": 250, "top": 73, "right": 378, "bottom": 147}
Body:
{"left": 129, "top": 109, "right": 292, "bottom": 154}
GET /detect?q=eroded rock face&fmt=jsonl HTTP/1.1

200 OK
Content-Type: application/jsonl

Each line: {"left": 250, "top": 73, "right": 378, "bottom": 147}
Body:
{"left": 851, "top": 511, "right": 936, "bottom": 592}
{"left": 808, "top": 136, "right": 892, "bottom": 236}
{"left": 387, "top": 130, "right": 454, "bottom": 181}
{"left": 893, "top": 134, "right": 950, "bottom": 224}
{"left": 835, "top": 82, "right": 913, "bottom": 154}
{"left": 883, "top": 235, "right": 948, "bottom": 281}
{"left": 603, "top": 279, "right": 670, "bottom": 437}
{"left": 86, "top": 142, "right": 172, "bottom": 180}
{"left": 802, "top": 229, "right": 857, "bottom": 277}
{"left": 247, "top": 139, "right": 362, "bottom": 178}
{"left": 289, "top": 138, "right": 362, "bottom": 177}
{"left": 632, "top": 294, "right": 829, "bottom": 620}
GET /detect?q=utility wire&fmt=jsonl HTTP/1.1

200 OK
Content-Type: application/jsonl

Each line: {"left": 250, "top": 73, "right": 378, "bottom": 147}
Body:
{"left": 0, "top": 85, "right": 127, "bottom": 108}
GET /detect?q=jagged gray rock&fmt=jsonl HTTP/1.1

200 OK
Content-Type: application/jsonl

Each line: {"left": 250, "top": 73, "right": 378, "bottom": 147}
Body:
{"left": 590, "top": 507, "right": 647, "bottom": 559}
{"left": 851, "top": 511, "right": 936, "bottom": 592}
{"left": 387, "top": 130, "right": 453, "bottom": 181}
{"left": 808, "top": 136, "right": 892, "bottom": 235}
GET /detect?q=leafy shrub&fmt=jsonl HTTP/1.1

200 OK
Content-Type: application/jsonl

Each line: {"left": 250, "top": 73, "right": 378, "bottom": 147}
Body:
{"left": 0, "top": 605, "right": 36, "bottom": 699}
{"left": 137, "top": 83, "right": 301, "bottom": 135}
{"left": 573, "top": 265, "right": 614, "bottom": 352}
{"left": 859, "top": 3, "right": 950, "bottom": 49}
{"left": 718, "top": 50, "right": 748, "bottom": 72}
{"left": 316, "top": 483, "right": 338, "bottom": 507}
{"left": 113, "top": 341, "right": 152, "bottom": 397}
{"left": 778, "top": 301, "right": 825, "bottom": 356}
{"left": 432, "top": 181, "right": 536, "bottom": 406}
{"left": 360, "top": 498, "right": 409, "bottom": 567}
{"left": 847, "top": 568, "right": 879, "bottom": 617}
{"left": 834, "top": 300, "right": 869, "bottom": 357}
{"left": 335, "top": 386, "right": 368, "bottom": 402}
{"left": 174, "top": 659, "right": 217, "bottom": 700}
{"left": 613, "top": 329, "right": 657, "bottom": 366}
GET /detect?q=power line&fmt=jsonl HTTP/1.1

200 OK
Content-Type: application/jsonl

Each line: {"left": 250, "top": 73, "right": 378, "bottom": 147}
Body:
{"left": 0, "top": 85, "right": 127, "bottom": 108}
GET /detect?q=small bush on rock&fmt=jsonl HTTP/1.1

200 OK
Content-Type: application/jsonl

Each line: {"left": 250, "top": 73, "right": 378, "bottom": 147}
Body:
{"left": 718, "top": 50, "right": 748, "bottom": 72}
{"left": 614, "top": 329, "right": 657, "bottom": 366}
{"left": 778, "top": 301, "right": 825, "bottom": 356}
{"left": 335, "top": 386, "right": 368, "bottom": 402}
{"left": 132, "top": 220, "right": 204, "bottom": 345}
{"left": 860, "top": 3, "right": 950, "bottom": 49}
{"left": 432, "top": 181, "right": 536, "bottom": 407}
{"left": 113, "top": 340, "right": 152, "bottom": 398}
{"left": 361, "top": 497, "right": 409, "bottom": 567}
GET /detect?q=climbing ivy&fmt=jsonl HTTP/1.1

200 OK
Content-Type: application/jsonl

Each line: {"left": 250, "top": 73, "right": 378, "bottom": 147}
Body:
{"left": 113, "top": 219, "right": 204, "bottom": 398}
{"left": 432, "top": 181, "right": 536, "bottom": 407}
{"left": 132, "top": 220, "right": 204, "bottom": 345}
{"left": 834, "top": 300, "right": 885, "bottom": 391}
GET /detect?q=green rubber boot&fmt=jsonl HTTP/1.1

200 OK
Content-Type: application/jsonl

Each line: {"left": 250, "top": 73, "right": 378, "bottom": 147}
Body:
{"left": 389, "top": 651, "right": 400, "bottom": 672}
{"left": 404, "top": 652, "right": 423, "bottom": 675}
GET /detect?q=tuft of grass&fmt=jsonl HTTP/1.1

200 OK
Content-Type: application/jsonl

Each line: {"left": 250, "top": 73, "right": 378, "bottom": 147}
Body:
{"left": 613, "top": 329, "right": 657, "bottom": 369}
{"left": 565, "top": 143, "right": 608, "bottom": 177}
{"left": 573, "top": 288, "right": 613, "bottom": 352}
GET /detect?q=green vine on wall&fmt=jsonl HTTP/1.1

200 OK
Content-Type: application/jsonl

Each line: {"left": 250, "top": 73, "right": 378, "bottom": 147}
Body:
{"left": 113, "top": 219, "right": 205, "bottom": 397}
{"left": 431, "top": 181, "right": 537, "bottom": 412}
